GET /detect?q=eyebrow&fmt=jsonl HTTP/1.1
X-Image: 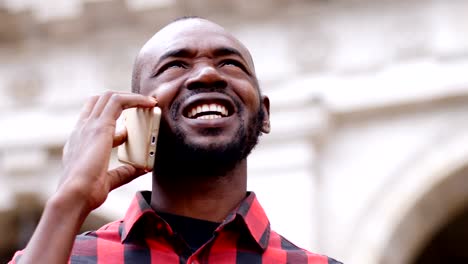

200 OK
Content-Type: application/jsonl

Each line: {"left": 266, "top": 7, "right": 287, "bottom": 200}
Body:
{"left": 153, "top": 46, "right": 253, "bottom": 76}
{"left": 212, "top": 47, "right": 244, "bottom": 59}
{"left": 157, "top": 47, "right": 247, "bottom": 64}
{"left": 157, "top": 48, "right": 195, "bottom": 64}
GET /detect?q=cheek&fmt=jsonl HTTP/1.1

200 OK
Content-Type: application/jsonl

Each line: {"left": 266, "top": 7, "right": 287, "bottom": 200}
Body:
{"left": 141, "top": 80, "right": 180, "bottom": 111}
{"left": 231, "top": 79, "right": 261, "bottom": 111}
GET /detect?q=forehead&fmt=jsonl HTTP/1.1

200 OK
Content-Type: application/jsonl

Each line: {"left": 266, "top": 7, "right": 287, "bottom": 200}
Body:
{"left": 139, "top": 19, "right": 254, "bottom": 66}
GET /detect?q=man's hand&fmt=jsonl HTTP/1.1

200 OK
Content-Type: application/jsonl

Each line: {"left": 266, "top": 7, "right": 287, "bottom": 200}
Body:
{"left": 16, "top": 91, "right": 157, "bottom": 264}
{"left": 57, "top": 91, "right": 157, "bottom": 211}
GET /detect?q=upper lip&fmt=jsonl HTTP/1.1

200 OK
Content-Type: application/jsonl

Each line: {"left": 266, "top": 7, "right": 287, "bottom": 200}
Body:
{"left": 181, "top": 92, "right": 236, "bottom": 118}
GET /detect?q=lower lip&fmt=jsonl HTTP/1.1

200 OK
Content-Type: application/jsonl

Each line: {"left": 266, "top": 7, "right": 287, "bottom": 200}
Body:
{"left": 183, "top": 115, "right": 234, "bottom": 128}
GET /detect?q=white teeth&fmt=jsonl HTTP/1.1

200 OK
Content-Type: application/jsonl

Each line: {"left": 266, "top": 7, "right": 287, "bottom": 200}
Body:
{"left": 187, "top": 103, "right": 229, "bottom": 118}
{"left": 196, "top": 114, "right": 221, "bottom": 120}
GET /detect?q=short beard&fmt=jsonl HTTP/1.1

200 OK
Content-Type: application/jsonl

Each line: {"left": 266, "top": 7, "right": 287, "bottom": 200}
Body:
{"left": 153, "top": 99, "right": 264, "bottom": 182}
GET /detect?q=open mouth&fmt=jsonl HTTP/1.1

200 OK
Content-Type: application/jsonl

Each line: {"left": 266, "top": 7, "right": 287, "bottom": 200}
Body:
{"left": 186, "top": 102, "right": 231, "bottom": 119}
{"left": 182, "top": 94, "right": 235, "bottom": 120}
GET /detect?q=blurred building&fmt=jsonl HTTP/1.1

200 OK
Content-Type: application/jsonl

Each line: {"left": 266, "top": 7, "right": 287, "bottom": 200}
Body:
{"left": 1, "top": 0, "right": 468, "bottom": 263}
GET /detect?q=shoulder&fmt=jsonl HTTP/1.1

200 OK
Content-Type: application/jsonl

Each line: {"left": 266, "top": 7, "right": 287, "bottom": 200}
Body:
{"left": 72, "top": 220, "right": 123, "bottom": 250}
{"left": 265, "top": 230, "right": 343, "bottom": 264}
{"left": 69, "top": 220, "right": 127, "bottom": 263}
{"left": 76, "top": 220, "right": 122, "bottom": 239}
{"left": 7, "top": 221, "right": 124, "bottom": 264}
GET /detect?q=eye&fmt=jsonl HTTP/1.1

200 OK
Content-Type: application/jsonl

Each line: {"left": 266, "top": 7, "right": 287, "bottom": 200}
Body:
{"left": 154, "top": 60, "right": 187, "bottom": 76}
{"left": 220, "top": 59, "right": 248, "bottom": 73}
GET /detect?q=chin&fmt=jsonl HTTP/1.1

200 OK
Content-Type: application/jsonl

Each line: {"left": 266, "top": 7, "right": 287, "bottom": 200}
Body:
{"left": 185, "top": 135, "right": 236, "bottom": 149}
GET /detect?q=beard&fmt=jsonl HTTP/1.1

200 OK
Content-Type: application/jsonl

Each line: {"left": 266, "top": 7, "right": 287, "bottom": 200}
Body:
{"left": 153, "top": 92, "right": 265, "bottom": 181}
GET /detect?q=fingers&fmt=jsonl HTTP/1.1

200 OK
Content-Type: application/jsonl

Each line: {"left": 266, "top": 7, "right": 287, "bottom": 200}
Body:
{"left": 77, "top": 96, "right": 99, "bottom": 122}
{"left": 89, "top": 91, "right": 114, "bottom": 118}
{"left": 90, "top": 91, "right": 157, "bottom": 119}
{"left": 100, "top": 93, "right": 157, "bottom": 120}
{"left": 107, "top": 164, "right": 148, "bottom": 191}
{"left": 113, "top": 118, "right": 127, "bottom": 147}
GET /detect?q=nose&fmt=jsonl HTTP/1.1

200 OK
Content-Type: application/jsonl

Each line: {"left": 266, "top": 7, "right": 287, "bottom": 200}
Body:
{"left": 185, "top": 64, "right": 227, "bottom": 90}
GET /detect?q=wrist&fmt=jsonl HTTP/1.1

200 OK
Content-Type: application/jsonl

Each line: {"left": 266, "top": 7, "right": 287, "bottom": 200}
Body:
{"left": 46, "top": 190, "right": 92, "bottom": 223}
{"left": 19, "top": 188, "right": 92, "bottom": 264}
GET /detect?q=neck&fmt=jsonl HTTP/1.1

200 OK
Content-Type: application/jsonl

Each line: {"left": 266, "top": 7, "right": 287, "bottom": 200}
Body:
{"left": 150, "top": 159, "right": 248, "bottom": 223}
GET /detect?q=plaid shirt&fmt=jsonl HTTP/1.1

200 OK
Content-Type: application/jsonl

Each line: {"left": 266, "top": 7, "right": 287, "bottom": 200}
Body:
{"left": 11, "top": 191, "right": 341, "bottom": 264}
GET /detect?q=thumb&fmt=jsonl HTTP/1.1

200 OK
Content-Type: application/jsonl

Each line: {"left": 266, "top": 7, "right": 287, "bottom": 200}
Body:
{"left": 107, "top": 164, "right": 148, "bottom": 191}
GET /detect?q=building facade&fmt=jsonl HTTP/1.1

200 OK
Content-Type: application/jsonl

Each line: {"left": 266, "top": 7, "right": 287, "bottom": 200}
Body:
{"left": 1, "top": 0, "right": 468, "bottom": 263}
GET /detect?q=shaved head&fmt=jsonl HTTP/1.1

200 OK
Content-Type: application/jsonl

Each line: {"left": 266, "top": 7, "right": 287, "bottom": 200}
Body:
{"left": 131, "top": 17, "right": 256, "bottom": 94}
{"left": 128, "top": 17, "right": 269, "bottom": 180}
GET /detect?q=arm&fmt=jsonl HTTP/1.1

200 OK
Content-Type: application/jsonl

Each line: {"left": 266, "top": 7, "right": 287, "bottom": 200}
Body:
{"left": 17, "top": 91, "right": 157, "bottom": 264}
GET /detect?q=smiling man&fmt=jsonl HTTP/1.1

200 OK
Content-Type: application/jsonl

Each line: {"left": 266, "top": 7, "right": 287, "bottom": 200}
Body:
{"left": 10, "top": 17, "right": 341, "bottom": 264}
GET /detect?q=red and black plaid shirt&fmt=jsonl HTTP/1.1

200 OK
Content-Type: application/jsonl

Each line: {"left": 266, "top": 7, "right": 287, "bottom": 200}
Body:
{"left": 11, "top": 191, "right": 340, "bottom": 264}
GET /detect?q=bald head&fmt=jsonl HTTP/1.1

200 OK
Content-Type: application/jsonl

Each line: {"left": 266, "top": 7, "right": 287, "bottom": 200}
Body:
{"left": 131, "top": 17, "right": 256, "bottom": 94}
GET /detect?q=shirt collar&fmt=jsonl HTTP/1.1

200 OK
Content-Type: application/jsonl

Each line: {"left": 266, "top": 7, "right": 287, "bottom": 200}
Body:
{"left": 223, "top": 191, "right": 271, "bottom": 251}
{"left": 120, "top": 191, "right": 271, "bottom": 251}
{"left": 120, "top": 191, "right": 161, "bottom": 243}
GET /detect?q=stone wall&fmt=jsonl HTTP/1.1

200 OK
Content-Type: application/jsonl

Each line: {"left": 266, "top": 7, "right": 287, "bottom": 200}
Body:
{"left": 1, "top": 0, "right": 468, "bottom": 263}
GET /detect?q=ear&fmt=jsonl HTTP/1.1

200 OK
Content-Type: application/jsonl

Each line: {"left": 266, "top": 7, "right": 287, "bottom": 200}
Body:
{"left": 260, "top": 95, "right": 271, "bottom": 134}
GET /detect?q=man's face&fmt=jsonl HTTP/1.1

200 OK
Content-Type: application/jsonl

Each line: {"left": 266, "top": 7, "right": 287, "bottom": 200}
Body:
{"left": 136, "top": 19, "right": 270, "bottom": 177}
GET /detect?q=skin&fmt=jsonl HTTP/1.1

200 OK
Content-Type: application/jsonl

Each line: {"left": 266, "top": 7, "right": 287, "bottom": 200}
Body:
{"left": 18, "top": 18, "right": 270, "bottom": 263}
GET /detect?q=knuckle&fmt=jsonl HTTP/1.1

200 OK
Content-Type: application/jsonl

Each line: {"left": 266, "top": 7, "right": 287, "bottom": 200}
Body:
{"left": 109, "top": 93, "right": 122, "bottom": 104}
{"left": 102, "top": 90, "right": 114, "bottom": 97}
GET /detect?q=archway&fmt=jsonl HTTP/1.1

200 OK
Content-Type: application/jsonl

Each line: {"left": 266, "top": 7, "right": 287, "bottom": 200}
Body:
{"left": 347, "top": 132, "right": 468, "bottom": 264}
{"left": 412, "top": 206, "right": 468, "bottom": 263}
{"left": 379, "top": 163, "right": 468, "bottom": 264}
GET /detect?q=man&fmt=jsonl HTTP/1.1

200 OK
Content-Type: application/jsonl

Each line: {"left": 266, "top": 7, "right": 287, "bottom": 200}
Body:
{"left": 10, "top": 17, "right": 341, "bottom": 264}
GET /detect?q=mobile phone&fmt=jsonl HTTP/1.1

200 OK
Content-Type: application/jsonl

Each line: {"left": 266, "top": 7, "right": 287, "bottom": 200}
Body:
{"left": 117, "top": 107, "right": 161, "bottom": 170}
